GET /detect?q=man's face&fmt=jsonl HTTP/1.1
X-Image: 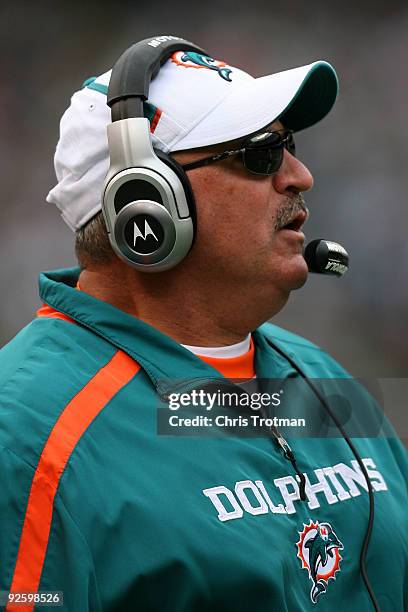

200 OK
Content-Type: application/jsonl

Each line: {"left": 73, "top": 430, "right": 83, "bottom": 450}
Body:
{"left": 173, "top": 120, "right": 314, "bottom": 316}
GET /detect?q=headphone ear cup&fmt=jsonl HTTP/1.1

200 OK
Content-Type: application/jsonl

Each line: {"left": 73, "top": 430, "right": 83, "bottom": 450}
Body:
{"left": 155, "top": 150, "right": 197, "bottom": 241}
{"left": 103, "top": 118, "right": 196, "bottom": 272}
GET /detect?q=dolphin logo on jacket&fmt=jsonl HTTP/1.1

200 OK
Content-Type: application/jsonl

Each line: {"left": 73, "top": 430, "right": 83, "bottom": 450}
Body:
{"left": 297, "top": 520, "right": 344, "bottom": 603}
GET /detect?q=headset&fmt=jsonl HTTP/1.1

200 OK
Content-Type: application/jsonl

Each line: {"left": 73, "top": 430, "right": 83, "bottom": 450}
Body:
{"left": 102, "top": 35, "right": 209, "bottom": 272}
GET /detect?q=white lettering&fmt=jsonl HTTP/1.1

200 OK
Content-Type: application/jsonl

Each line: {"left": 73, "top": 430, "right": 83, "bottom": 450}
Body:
{"left": 249, "top": 416, "right": 305, "bottom": 428}
{"left": 169, "top": 415, "right": 212, "bottom": 427}
{"left": 326, "top": 241, "right": 345, "bottom": 254}
{"left": 334, "top": 462, "right": 368, "bottom": 497}
{"left": 168, "top": 393, "right": 180, "bottom": 410}
{"left": 274, "top": 475, "right": 300, "bottom": 514}
{"left": 179, "top": 393, "right": 191, "bottom": 407}
{"left": 304, "top": 469, "right": 338, "bottom": 509}
{"left": 202, "top": 486, "right": 243, "bottom": 522}
{"left": 255, "top": 480, "right": 286, "bottom": 514}
{"left": 215, "top": 415, "right": 248, "bottom": 427}
{"left": 235, "top": 480, "right": 269, "bottom": 516}
{"left": 206, "top": 393, "right": 217, "bottom": 411}
{"left": 203, "top": 457, "right": 388, "bottom": 522}
{"left": 325, "top": 261, "right": 347, "bottom": 274}
{"left": 360, "top": 458, "right": 388, "bottom": 492}
{"left": 323, "top": 467, "right": 351, "bottom": 501}
{"left": 147, "top": 35, "right": 181, "bottom": 48}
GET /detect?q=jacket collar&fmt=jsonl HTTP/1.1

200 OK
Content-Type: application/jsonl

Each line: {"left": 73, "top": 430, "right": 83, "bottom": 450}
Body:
{"left": 39, "top": 267, "right": 295, "bottom": 395}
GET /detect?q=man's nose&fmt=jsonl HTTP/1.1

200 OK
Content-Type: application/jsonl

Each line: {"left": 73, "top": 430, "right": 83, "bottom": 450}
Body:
{"left": 273, "top": 149, "right": 314, "bottom": 194}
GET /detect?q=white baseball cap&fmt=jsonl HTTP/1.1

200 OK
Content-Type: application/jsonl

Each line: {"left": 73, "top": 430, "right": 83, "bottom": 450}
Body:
{"left": 46, "top": 50, "right": 338, "bottom": 231}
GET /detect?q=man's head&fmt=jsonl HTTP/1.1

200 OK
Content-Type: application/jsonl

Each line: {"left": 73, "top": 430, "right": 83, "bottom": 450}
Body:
{"left": 47, "top": 39, "right": 338, "bottom": 322}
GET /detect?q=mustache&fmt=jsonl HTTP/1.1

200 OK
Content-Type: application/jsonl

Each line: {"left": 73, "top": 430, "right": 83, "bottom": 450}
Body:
{"left": 274, "top": 194, "right": 309, "bottom": 231}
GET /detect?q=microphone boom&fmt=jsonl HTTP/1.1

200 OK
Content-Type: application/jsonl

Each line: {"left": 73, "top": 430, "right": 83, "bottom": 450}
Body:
{"left": 304, "top": 239, "right": 349, "bottom": 277}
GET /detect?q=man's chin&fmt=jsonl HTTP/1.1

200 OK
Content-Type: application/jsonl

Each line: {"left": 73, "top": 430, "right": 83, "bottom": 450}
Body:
{"left": 284, "top": 255, "right": 309, "bottom": 290}
{"left": 260, "top": 258, "right": 309, "bottom": 321}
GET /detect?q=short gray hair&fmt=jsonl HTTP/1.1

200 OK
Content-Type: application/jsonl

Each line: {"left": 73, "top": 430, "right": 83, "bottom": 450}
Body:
{"left": 75, "top": 211, "right": 114, "bottom": 269}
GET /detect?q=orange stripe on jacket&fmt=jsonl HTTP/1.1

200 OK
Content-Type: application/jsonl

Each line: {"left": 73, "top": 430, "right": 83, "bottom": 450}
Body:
{"left": 7, "top": 351, "right": 140, "bottom": 611}
{"left": 36, "top": 304, "right": 74, "bottom": 324}
{"left": 198, "top": 337, "right": 255, "bottom": 379}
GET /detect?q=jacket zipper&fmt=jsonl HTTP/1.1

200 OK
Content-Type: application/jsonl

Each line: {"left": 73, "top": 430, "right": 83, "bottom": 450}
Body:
{"left": 270, "top": 429, "right": 307, "bottom": 501}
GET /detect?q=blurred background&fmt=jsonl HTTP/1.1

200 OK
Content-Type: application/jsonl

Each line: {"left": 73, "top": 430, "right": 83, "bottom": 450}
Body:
{"left": 1, "top": 0, "right": 407, "bottom": 378}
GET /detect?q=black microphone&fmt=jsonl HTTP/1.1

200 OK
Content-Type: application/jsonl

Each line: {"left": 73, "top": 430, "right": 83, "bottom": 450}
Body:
{"left": 304, "top": 239, "right": 349, "bottom": 277}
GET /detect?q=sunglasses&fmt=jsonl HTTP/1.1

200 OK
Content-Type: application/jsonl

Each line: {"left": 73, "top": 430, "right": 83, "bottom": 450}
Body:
{"left": 181, "top": 129, "right": 296, "bottom": 176}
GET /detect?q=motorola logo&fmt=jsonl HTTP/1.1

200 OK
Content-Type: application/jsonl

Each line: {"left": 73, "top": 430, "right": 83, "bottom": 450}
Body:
{"left": 147, "top": 35, "right": 181, "bottom": 48}
{"left": 133, "top": 219, "right": 158, "bottom": 244}
{"left": 124, "top": 214, "right": 165, "bottom": 254}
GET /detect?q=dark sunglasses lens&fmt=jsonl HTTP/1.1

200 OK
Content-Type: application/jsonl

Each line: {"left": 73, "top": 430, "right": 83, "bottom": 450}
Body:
{"left": 242, "top": 130, "right": 295, "bottom": 174}
{"left": 243, "top": 147, "right": 283, "bottom": 175}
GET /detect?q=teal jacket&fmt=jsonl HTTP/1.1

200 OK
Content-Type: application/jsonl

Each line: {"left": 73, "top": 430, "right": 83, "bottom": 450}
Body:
{"left": 0, "top": 268, "right": 407, "bottom": 612}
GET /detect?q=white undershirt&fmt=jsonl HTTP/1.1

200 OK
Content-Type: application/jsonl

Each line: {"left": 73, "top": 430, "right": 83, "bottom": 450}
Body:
{"left": 182, "top": 334, "right": 251, "bottom": 358}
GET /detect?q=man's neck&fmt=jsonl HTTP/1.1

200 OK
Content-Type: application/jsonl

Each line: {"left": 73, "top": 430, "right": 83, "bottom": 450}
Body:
{"left": 78, "top": 262, "right": 285, "bottom": 347}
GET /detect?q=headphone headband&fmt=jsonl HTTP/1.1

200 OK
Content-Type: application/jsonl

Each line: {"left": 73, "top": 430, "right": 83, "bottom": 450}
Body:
{"left": 107, "top": 36, "right": 208, "bottom": 121}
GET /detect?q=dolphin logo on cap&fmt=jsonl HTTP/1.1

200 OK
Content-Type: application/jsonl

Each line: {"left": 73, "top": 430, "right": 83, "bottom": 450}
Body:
{"left": 171, "top": 51, "right": 233, "bottom": 81}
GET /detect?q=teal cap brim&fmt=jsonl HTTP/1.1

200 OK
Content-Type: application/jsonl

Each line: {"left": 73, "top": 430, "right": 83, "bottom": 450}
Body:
{"left": 279, "top": 61, "right": 339, "bottom": 132}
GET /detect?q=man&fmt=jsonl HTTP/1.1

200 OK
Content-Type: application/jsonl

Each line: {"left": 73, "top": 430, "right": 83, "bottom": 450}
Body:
{"left": 0, "top": 37, "right": 406, "bottom": 612}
